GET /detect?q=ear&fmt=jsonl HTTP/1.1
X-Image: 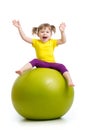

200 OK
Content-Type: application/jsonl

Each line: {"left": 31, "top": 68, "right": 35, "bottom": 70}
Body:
{"left": 37, "top": 32, "right": 40, "bottom": 37}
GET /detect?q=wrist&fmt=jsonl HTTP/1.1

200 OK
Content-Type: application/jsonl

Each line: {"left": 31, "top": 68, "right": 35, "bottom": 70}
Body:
{"left": 60, "top": 31, "right": 65, "bottom": 34}
{"left": 18, "top": 26, "right": 22, "bottom": 30}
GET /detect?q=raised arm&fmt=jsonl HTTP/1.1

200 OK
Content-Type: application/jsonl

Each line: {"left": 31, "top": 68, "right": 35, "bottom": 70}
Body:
{"left": 12, "top": 20, "right": 32, "bottom": 44}
{"left": 57, "top": 22, "right": 66, "bottom": 45}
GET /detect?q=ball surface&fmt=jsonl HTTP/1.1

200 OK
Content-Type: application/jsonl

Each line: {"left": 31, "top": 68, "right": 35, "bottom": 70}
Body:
{"left": 11, "top": 68, "right": 74, "bottom": 120}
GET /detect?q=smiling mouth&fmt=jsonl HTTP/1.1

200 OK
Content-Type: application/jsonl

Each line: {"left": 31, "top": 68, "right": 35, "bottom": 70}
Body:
{"left": 42, "top": 36, "right": 48, "bottom": 40}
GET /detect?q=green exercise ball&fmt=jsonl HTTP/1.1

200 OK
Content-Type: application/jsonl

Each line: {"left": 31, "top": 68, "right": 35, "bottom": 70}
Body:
{"left": 11, "top": 68, "right": 74, "bottom": 120}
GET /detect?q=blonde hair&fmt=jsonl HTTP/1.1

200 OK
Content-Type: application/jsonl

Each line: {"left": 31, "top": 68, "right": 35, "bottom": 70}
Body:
{"left": 32, "top": 23, "right": 56, "bottom": 35}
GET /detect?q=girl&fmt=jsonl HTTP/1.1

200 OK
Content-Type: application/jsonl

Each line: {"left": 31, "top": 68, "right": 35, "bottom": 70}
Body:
{"left": 12, "top": 20, "right": 74, "bottom": 87}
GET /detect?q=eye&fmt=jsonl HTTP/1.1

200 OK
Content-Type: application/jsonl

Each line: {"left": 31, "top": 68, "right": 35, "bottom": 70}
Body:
{"left": 41, "top": 31, "right": 44, "bottom": 33}
{"left": 46, "top": 31, "right": 49, "bottom": 33}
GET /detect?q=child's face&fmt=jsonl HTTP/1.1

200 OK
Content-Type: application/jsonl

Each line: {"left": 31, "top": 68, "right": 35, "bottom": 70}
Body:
{"left": 38, "top": 27, "right": 52, "bottom": 42}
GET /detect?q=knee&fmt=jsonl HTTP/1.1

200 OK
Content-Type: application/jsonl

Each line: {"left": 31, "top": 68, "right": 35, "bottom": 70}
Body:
{"left": 29, "top": 59, "right": 38, "bottom": 67}
{"left": 58, "top": 64, "right": 65, "bottom": 68}
{"left": 33, "top": 59, "right": 41, "bottom": 65}
{"left": 58, "top": 63, "right": 68, "bottom": 73}
{"left": 32, "top": 58, "right": 37, "bottom": 62}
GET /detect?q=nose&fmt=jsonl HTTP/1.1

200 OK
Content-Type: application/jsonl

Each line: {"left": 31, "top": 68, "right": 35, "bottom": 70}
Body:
{"left": 43, "top": 32, "right": 47, "bottom": 35}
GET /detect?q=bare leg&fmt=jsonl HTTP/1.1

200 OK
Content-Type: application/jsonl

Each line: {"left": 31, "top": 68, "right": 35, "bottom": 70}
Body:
{"left": 16, "top": 63, "right": 32, "bottom": 75}
{"left": 63, "top": 71, "right": 74, "bottom": 87}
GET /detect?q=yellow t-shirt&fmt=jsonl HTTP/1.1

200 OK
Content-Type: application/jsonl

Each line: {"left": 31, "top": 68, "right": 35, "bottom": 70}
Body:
{"left": 32, "top": 39, "right": 58, "bottom": 62}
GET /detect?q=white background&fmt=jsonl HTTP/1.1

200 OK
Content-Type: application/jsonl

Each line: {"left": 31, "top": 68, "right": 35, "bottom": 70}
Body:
{"left": 0, "top": 0, "right": 87, "bottom": 129}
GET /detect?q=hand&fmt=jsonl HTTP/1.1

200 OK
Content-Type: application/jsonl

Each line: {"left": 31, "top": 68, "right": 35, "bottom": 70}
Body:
{"left": 59, "top": 22, "right": 66, "bottom": 32}
{"left": 12, "top": 20, "right": 21, "bottom": 28}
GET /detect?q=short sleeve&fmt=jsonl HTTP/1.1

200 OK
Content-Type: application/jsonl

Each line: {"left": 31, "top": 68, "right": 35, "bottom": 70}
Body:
{"left": 52, "top": 39, "right": 58, "bottom": 49}
{"left": 32, "top": 39, "right": 37, "bottom": 48}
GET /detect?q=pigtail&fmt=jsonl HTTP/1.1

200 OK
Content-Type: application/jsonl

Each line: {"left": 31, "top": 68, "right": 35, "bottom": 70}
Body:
{"left": 32, "top": 27, "right": 38, "bottom": 35}
{"left": 51, "top": 25, "right": 56, "bottom": 33}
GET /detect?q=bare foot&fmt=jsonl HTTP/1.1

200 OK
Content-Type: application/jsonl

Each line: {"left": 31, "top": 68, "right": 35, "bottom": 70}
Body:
{"left": 15, "top": 70, "right": 23, "bottom": 76}
{"left": 68, "top": 81, "right": 75, "bottom": 87}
